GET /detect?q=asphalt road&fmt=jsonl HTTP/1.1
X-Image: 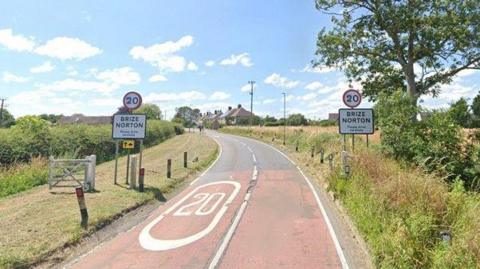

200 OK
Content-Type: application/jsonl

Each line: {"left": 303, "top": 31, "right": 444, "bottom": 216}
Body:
{"left": 68, "top": 131, "right": 351, "bottom": 269}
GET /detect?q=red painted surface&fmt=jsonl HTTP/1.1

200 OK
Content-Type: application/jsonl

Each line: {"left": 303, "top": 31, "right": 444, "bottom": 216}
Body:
{"left": 71, "top": 171, "right": 251, "bottom": 269}
{"left": 218, "top": 170, "right": 342, "bottom": 269}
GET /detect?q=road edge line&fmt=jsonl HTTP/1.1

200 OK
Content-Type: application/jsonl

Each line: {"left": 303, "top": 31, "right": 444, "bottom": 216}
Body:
{"left": 228, "top": 134, "right": 350, "bottom": 269}
{"left": 190, "top": 134, "right": 223, "bottom": 186}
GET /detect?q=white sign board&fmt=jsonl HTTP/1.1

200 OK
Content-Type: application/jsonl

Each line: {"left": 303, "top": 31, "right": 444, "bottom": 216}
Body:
{"left": 123, "top": 91, "right": 143, "bottom": 110}
{"left": 112, "top": 114, "right": 147, "bottom": 139}
{"left": 338, "top": 109, "right": 374, "bottom": 134}
{"left": 342, "top": 89, "right": 362, "bottom": 108}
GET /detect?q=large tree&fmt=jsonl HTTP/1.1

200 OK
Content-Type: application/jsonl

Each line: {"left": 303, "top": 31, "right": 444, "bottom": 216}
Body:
{"left": 0, "top": 108, "right": 15, "bottom": 127}
{"left": 314, "top": 0, "right": 480, "bottom": 105}
{"left": 173, "top": 106, "right": 200, "bottom": 127}
{"left": 135, "top": 103, "right": 162, "bottom": 120}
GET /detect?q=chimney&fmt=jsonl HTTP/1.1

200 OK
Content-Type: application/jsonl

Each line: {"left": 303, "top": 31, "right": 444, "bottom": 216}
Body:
{"left": 228, "top": 106, "right": 232, "bottom": 111}
{"left": 238, "top": 104, "right": 242, "bottom": 109}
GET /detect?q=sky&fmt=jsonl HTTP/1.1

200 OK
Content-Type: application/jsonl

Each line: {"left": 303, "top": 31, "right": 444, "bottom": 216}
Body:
{"left": 0, "top": 0, "right": 479, "bottom": 120}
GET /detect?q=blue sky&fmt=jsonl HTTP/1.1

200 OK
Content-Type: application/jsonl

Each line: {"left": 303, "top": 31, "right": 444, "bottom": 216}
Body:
{"left": 0, "top": 0, "right": 478, "bottom": 119}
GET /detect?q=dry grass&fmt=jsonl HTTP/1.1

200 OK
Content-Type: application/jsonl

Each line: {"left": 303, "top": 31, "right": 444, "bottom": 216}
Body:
{"left": 221, "top": 126, "right": 480, "bottom": 268}
{"left": 0, "top": 133, "right": 218, "bottom": 268}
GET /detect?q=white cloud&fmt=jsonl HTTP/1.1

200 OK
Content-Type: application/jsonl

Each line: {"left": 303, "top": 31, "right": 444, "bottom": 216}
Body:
{"left": 66, "top": 66, "right": 79, "bottom": 76}
{"left": 263, "top": 98, "right": 276, "bottom": 104}
{"left": 209, "top": 91, "right": 231, "bottom": 101}
{"left": 264, "top": 73, "right": 300, "bottom": 89}
{"left": 299, "top": 64, "right": 337, "bottom": 73}
{"left": 130, "top": 35, "right": 195, "bottom": 73}
{"left": 187, "top": 61, "right": 198, "bottom": 71}
{"left": 30, "top": 61, "right": 55, "bottom": 73}
{"left": 37, "top": 79, "right": 115, "bottom": 94}
{"left": 241, "top": 83, "right": 256, "bottom": 92}
{"left": 298, "top": 92, "right": 317, "bottom": 101}
{"left": 305, "top": 81, "right": 323, "bottom": 91}
{"left": 205, "top": 60, "right": 215, "bottom": 67}
{"left": 220, "top": 53, "right": 253, "bottom": 67}
{"left": 3, "top": 72, "right": 28, "bottom": 83}
{"left": 145, "top": 90, "right": 206, "bottom": 102}
{"left": 34, "top": 37, "right": 101, "bottom": 60}
{"left": 457, "top": 69, "right": 478, "bottom": 78}
{"left": 95, "top": 67, "right": 140, "bottom": 85}
{"left": 149, "top": 74, "right": 168, "bottom": 82}
{"left": 286, "top": 94, "right": 295, "bottom": 102}
{"left": 0, "top": 28, "right": 35, "bottom": 52}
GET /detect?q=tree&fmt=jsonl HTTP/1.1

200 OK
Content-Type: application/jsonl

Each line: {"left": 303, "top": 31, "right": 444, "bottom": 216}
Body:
{"left": 314, "top": 1, "right": 480, "bottom": 105}
{"left": 0, "top": 109, "right": 15, "bottom": 127}
{"left": 471, "top": 91, "right": 480, "bottom": 117}
{"left": 135, "top": 103, "right": 162, "bottom": 120}
{"left": 449, "top": 98, "right": 470, "bottom": 127}
{"left": 173, "top": 106, "right": 200, "bottom": 127}
{"left": 39, "top": 114, "right": 62, "bottom": 124}
{"left": 287, "top": 113, "right": 308, "bottom": 126}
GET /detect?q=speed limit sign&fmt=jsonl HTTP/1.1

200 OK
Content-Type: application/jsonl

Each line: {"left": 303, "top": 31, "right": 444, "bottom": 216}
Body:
{"left": 123, "top": 91, "right": 143, "bottom": 110}
{"left": 342, "top": 89, "right": 362, "bottom": 108}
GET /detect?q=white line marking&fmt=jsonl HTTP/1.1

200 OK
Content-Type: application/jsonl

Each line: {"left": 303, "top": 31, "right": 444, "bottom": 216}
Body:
{"left": 190, "top": 135, "right": 223, "bottom": 186}
{"left": 208, "top": 165, "right": 258, "bottom": 269}
{"left": 252, "top": 154, "right": 257, "bottom": 163}
{"left": 246, "top": 146, "right": 253, "bottom": 153}
{"left": 139, "top": 181, "right": 241, "bottom": 251}
{"left": 225, "top": 134, "right": 349, "bottom": 269}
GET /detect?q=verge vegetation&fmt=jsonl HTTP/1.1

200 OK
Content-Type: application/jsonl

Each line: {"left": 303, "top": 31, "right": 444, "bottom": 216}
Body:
{"left": 220, "top": 126, "right": 480, "bottom": 268}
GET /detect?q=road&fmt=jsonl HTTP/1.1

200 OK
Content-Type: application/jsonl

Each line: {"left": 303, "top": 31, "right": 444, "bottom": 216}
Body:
{"left": 68, "top": 131, "right": 351, "bottom": 269}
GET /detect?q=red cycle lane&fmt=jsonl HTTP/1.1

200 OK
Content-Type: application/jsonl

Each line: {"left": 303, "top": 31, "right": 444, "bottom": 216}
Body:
{"left": 217, "top": 170, "right": 343, "bottom": 269}
{"left": 70, "top": 170, "right": 252, "bottom": 269}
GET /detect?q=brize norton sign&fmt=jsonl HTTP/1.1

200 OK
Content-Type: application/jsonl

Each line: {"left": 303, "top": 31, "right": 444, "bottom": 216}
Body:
{"left": 338, "top": 108, "right": 374, "bottom": 134}
{"left": 112, "top": 114, "right": 147, "bottom": 139}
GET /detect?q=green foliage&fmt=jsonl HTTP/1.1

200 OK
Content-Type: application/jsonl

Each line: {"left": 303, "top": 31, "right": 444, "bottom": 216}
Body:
{"left": 448, "top": 98, "right": 471, "bottom": 127}
{"left": 173, "top": 106, "right": 200, "bottom": 127}
{"left": 287, "top": 113, "right": 308, "bottom": 126}
{"left": 135, "top": 103, "right": 162, "bottom": 120}
{"left": 0, "top": 159, "right": 48, "bottom": 198}
{"left": 38, "top": 114, "right": 62, "bottom": 124}
{"left": 314, "top": 1, "right": 480, "bottom": 103}
{"left": 235, "top": 115, "right": 261, "bottom": 126}
{"left": 0, "top": 109, "right": 15, "bottom": 128}
{"left": 472, "top": 91, "right": 480, "bottom": 117}
{"left": 0, "top": 120, "right": 183, "bottom": 167}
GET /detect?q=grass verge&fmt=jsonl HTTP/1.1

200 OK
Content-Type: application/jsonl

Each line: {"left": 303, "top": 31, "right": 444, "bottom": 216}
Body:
{"left": 0, "top": 133, "right": 218, "bottom": 268}
{"left": 220, "top": 126, "right": 480, "bottom": 269}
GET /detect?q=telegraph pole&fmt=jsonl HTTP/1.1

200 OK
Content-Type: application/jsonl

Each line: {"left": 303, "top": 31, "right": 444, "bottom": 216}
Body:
{"left": 0, "top": 98, "right": 5, "bottom": 127}
{"left": 248, "top": 81, "right": 255, "bottom": 127}
{"left": 282, "top": 92, "right": 286, "bottom": 145}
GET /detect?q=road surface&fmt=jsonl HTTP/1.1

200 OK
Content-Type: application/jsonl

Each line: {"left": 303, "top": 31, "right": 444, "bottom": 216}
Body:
{"left": 68, "top": 131, "right": 351, "bottom": 269}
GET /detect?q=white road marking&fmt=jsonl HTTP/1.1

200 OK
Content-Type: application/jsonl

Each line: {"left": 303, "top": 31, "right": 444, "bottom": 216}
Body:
{"left": 190, "top": 135, "right": 223, "bottom": 186}
{"left": 227, "top": 134, "right": 349, "bottom": 269}
{"left": 139, "top": 181, "right": 241, "bottom": 251}
{"left": 252, "top": 154, "right": 257, "bottom": 163}
{"left": 208, "top": 165, "right": 258, "bottom": 269}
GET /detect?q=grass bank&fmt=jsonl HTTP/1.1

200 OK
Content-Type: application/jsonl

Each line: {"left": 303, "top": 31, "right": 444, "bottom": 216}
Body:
{"left": 220, "top": 126, "right": 480, "bottom": 269}
{"left": 0, "top": 120, "right": 182, "bottom": 198}
{"left": 0, "top": 133, "right": 218, "bottom": 268}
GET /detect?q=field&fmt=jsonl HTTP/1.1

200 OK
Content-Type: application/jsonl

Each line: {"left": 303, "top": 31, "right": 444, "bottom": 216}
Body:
{"left": 220, "top": 126, "right": 480, "bottom": 268}
{"left": 0, "top": 133, "right": 218, "bottom": 268}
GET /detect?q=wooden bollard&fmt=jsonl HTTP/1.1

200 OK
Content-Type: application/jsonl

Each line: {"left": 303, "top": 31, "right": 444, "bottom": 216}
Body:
{"left": 320, "top": 148, "right": 325, "bottom": 164}
{"left": 328, "top": 154, "right": 334, "bottom": 171}
{"left": 295, "top": 142, "right": 299, "bottom": 152}
{"left": 311, "top": 146, "right": 315, "bottom": 158}
{"left": 167, "top": 159, "right": 172, "bottom": 178}
{"left": 139, "top": 168, "right": 145, "bottom": 192}
{"left": 129, "top": 155, "right": 138, "bottom": 189}
{"left": 184, "top": 152, "right": 188, "bottom": 168}
{"left": 75, "top": 187, "right": 88, "bottom": 229}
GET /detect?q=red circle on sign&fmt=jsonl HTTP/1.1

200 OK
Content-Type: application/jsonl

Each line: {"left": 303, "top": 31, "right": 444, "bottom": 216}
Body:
{"left": 123, "top": 91, "right": 143, "bottom": 110}
{"left": 342, "top": 89, "right": 362, "bottom": 108}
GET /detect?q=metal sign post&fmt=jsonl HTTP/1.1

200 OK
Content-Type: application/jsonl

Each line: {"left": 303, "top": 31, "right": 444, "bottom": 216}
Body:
{"left": 114, "top": 141, "right": 119, "bottom": 185}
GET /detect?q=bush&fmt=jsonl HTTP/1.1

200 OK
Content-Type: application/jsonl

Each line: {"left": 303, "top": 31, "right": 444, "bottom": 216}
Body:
{"left": 0, "top": 120, "right": 183, "bottom": 166}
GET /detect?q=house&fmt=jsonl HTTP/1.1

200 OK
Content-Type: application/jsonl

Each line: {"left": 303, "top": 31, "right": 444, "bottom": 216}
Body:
{"left": 328, "top": 113, "right": 339, "bottom": 121}
{"left": 219, "top": 104, "right": 254, "bottom": 125}
{"left": 58, "top": 114, "right": 112, "bottom": 125}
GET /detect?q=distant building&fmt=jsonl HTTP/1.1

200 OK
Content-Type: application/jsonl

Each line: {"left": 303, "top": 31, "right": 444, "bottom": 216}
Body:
{"left": 58, "top": 114, "right": 112, "bottom": 125}
{"left": 219, "top": 104, "right": 253, "bottom": 125}
{"left": 328, "top": 113, "right": 339, "bottom": 121}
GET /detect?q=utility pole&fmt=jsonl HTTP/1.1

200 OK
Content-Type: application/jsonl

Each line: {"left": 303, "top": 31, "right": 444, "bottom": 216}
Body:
{"left": 0, "top": 98, "right": 5, "bottom": 127}
{"left": 248, "top": 81, "right": 255, "bottom": 127}
{"left": 282, "top": 92, "right": 286, "bottom": 145}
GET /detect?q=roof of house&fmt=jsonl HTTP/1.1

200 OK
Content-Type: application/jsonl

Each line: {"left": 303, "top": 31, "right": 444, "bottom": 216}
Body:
{"left": 58, "top": 114, "right": 112, "bottom": 125}
{"left": 328, "top": 113, "right": 339, "bottom": 121}
{"left": 220, "top": 106, "right": 253, "bottom": 118}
